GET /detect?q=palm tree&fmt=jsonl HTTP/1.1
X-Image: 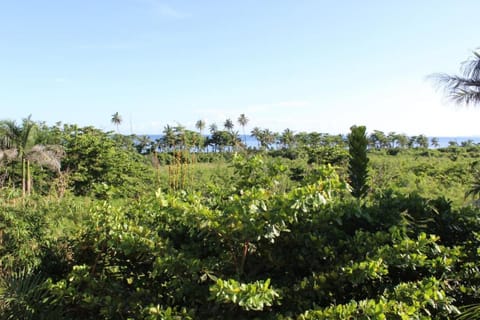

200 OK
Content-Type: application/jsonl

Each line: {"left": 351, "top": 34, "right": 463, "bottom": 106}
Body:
{"left": 369, "top": 130, "right": 388, "bottom": 149}
{"left": 250, "top": 127, "right": 262, "bottom": 149}
{"left": 209, "top": 123, "right": 218, "bottom": 134}
{"left": 387, "top": 132, "right": 397, "bottom": 148}
{"left": 195, "top": 119, "right": 206, "bottom": 151}
{"left": 195, "top": 119, "right": 206, "bottom": 136}
{"left": 1, "top": 116, "right": 35, "bottom": 196}
{"left": 173, "top": 124, "right": 187, "bottom": 149}
{"left": 162, "top": 125, "right": 176, "bottom": 151}
{"left": 237, "top": 114, "right": 249, "bottom": 146}
{"left": 0, "top": 116, "right": 64, "bottom": 196}
{"left": 111, "top": 112, "right": 122, "bottom": 133}
{"left": 395, "top": 133, "right": 409, "bottom": 148}
{"left": 279, "top": 128, "right": 295, "bottom": 149}
{"left": 252, "top": 128, "right": 275, "bottom": 150}
{"left": 432, "top": 51, "right": 480, "bottom": 105}
{"left": 416, "top": 134, "right": 429, "bottom": 149}
{"left": 224, "top": 119, "right": 234, "bottom": 132}
{"left": 261, "top": 129, "right": 276, "bottom": 150}
{"left": 134, "top": 135, "right": 153, "bottom": 154}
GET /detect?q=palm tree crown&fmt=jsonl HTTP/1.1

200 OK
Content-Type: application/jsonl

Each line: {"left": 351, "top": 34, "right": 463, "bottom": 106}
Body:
{"left": 237, "top": 114, "right": 249, "bottom": 146}
{"left": 111, "top": 112, "right": 122, "bottom": 132}
{"left": 432, "top": 51, "right": 480, "bottom": 105}
{"left": 209, "top": 123, "right": 218, "bottom": 134}
{"left": 195, "top": 120, "right": 206, "bottom": 134}
{"left": 224, "top": 119, "right": 234, "bottom": 132}
{"left": 237, "top": 114, "right": 248, "bottom": 128}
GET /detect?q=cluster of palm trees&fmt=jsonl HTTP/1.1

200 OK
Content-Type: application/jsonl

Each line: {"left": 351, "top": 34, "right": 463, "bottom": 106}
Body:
{"left": 114, "top": 47, "right": 480, "bottom": 155}
{"left": 131, "top": 121, "right": 447, "bottom": 155}
{"left": 368, "top": 131, "right": 433, "bottom": 149}
{"left": 132, "top": 114, "right": 347, "bottom": 153}
{"left": 0, "top": 116, "right": 64, "bottom": 196}
{"left": 129, "top": 114, "right": 249, "bottom": 154}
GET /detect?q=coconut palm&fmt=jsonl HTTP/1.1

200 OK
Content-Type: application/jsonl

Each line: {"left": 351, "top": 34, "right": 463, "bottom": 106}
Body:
{"left": 111, "top": 112, "right": 122, "bottom": 133}
{"left": 261, "top": 129, "right": 276, "bottom": 150}
{"left": 224, "top": 119, "right": 234, "bottom": 132}
{"left": 209, "top": 123, "right": 218, "bottom": 134}
{"left": 279, "top": 128, "right": 295, "bottom": 149}
{"left": 432, "top": 50, "right": 480, "bottom": 105}
{"left": 250, "top": 127, "right": 262, "bottom": 149}
{"left": 162, "top": 125, "right": 176, "bottom": 151}
{"left": 174, "top": 124, "right": 187, "bottom": 150}
{"left": 237, "top": 114, "right": 249, "bottom": 146}
{"left": 195, "top": 119, "right": 206, "bottom": 150}
{"left": 251, "top": 127, "right": 275, "bottom": 150}
{"left": 134, "top": 135, "right": 153, "bottom": 154}
{"left": 195, "top": 119, "right": 206, "bottom": 135}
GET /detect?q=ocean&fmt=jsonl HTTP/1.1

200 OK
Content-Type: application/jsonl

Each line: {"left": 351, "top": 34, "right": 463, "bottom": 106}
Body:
{"left": 435, "top": 137, "right": 480, "bottom": 147}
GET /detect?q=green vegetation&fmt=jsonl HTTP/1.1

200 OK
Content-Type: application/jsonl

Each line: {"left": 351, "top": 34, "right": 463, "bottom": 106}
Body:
{"left": 348, "top": 125, "right": 369, "bottom": 198}
{"left": 1, "top": 115, "right": 480, "bottom": 319}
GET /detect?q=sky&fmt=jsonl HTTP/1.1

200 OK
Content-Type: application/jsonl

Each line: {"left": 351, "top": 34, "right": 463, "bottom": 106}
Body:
{"left": 1, "top": 0, "right": 480, "bottom": 136}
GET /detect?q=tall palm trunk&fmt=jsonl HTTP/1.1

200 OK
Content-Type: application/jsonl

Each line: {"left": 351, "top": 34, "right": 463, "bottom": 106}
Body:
{"left": 26, "top": 159, "right": 31, "bottom": 195}
{"left": 22, "top": 158, "right": 26, "bottom": 197}
{"left": 20, "top": 158, "right": 32, "bottom": 196}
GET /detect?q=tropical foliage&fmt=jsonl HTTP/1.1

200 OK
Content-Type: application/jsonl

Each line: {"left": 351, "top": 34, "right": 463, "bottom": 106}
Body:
{"left": 1, "top": 116, "right": 480, "bottom": 319}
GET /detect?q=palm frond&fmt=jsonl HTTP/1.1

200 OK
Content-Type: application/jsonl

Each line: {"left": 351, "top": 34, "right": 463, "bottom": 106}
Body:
{"left": 21, "top": 115, "right": 36, "bottom": 152}
{"left": 0, "top": 149, "right": 19, "bottom": 164}
{"left": 0, "top": 268, "right": 62, "bottom": 320}
{"left": 457, "top": 303, "right": 480, "bottom": 320}
{"left": 26, "top": 145, "right": 65, "bottom": 172}
{"left": 462, "top": 51, "right": 480, "bottom": 80}
{"left": 0, "top": 120, "right": 22, "bottom": 149}
{"left": 430, "top": 50, "right": 480, "bottom": 106}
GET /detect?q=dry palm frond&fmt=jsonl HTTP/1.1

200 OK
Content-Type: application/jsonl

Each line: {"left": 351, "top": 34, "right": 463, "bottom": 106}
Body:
{"left": 26, "top": 145, "right": 65, "bottom": 173}
{"left": 0, "top": 149, "right": 19, "bottom": 164}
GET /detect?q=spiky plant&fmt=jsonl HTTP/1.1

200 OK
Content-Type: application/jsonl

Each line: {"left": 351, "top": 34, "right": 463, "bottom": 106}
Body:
{"left": 0, "top": 268, "right": 62, "bottom": 319}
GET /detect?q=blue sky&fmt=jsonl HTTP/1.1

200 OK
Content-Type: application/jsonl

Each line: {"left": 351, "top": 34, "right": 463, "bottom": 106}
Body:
{"left": 1, "top": 0, "right": 480, "bottom": 136}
